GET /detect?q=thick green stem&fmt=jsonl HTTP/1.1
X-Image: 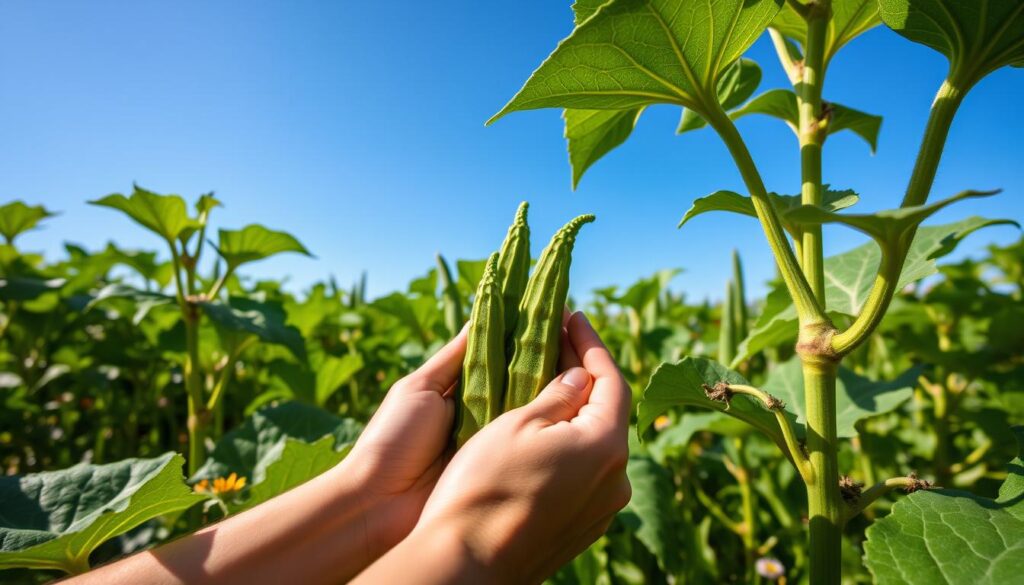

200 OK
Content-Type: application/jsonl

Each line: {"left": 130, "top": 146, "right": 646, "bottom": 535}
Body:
{"left": 832, "top": 80, "right": 965, "bottom": 354}
{"left": 184, "top": 311, "right": 206, "bottom": 477}
{"left": 705, "top": 107, "right": 825, "bottom": 326}
{"left": 797, "top": 1, "right": 829, "bottom": 304}
{"left": 804, "top": 360, "right": 842, "bottom": 585}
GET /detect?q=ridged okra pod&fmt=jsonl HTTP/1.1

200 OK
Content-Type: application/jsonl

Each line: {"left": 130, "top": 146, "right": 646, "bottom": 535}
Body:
{"left": 454, "top": 253, "right": 505, "bottom": 448}
{"left": 496, "top": 202, "right": 530, "bottom": 340}
{"left": 436, "top": 253, "right": 463, "bottom": 337}
{"left": 505, "top": 214, "right": 595, "bottom": 410}
{"left": 719, "top": 277, "right": 736, "bottom": 366}
{"left": 731, "top": 249, "right": 748, "bottom": 347}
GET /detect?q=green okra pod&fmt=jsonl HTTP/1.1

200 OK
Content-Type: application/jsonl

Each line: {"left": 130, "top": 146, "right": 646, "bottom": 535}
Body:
{"left": 454, "top": 253, "right": 505, "bottom": 448}
{"left": 505, "top": 214, "right": 595, "bottom": 410}
{"left": 719, "top": 276, "right": 736, "bottom": 366}
{"left": 731, "top": 249, "right": 748, "bottom": 348}
{"left": 436, "top": 253, "right": 463, "bottom": 338}
{"left": 496, "top": 202, "right": 530, "bottom": 342}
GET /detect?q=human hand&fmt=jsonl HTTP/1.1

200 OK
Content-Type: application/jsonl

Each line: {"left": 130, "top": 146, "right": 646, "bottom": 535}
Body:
{"left": 340, "top": 328, "right": 467, "bottom": 558}
{"left": 408, "top": 311, "right": 632, "bottom": 583}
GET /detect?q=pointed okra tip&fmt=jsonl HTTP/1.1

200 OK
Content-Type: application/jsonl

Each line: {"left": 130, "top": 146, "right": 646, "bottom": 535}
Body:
{"left": 514, "top": 201, "right": 529, "bottom": 225}
{"left": 482, "top": 251, "right": 500, "bottom": 284}
{"left": 559, "top": 214, "right": 596, "bottom": 239}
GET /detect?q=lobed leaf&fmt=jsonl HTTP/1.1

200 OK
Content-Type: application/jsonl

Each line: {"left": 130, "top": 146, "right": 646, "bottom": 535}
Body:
{"left": 676, "top": 58, "right": 764, "bottom": 134}
{"left": 90, "top": 186, "right": 195, "bottom": 244}
{"left": 0, "top": 201, "right": 56, "bottom": 244}
{"left": 678, "top": 185, "right": 859, "bottom": 232}
{"left": 0, "top": 453, "right": 203, "bottom": 574}
{"left": 216, "top": 224, "right": 311, "bottom": 270}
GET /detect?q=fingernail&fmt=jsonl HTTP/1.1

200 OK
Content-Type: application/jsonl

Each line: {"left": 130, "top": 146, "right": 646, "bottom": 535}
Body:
{"left": 561, "top": 367, "right": 590, "bottom": 390}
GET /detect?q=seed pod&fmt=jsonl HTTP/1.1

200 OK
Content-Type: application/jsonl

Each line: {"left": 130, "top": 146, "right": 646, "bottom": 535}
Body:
{"left": 719, "top": 276, "right": 736, "bottom": 366}
{"left": 436, "top": 253, "right": 463, "bottom": 338}
{"left": 496, "top": 202, "right": 530, "bottom": 342}
{"left": 731, "top": 249, "right": 748, "bottom": 346}
{"left": 454, "top": 253, "right": 505, "bottom": 448}
{"left": 505, "top": 214, "right": 595, "bottom": 410}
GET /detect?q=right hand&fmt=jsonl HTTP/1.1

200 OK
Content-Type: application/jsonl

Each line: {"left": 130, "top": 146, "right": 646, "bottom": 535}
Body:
{"left": 412, "top": 311, "right": 632, "bottom": 584}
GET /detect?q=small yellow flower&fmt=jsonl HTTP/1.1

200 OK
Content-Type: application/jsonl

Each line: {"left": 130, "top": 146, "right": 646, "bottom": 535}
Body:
{"left": 194, "top": 473, "right": 247, "bottom": 495}
{"left": 756, "top": 557, "right": 785, "bottom": 581}
{"left": 654, "top": 415, "right": 671, "bottom": 432}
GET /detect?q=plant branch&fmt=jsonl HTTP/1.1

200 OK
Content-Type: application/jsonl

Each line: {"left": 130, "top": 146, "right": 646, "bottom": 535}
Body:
{"left": 206, "top": 337, "right": 255, "bottom": 412}
{"left": 720, "top": 383, "right": 814, "bottom": 482}
{"left": 769, "top": 28, "right": 802, "bottom": 85}
{"left": 704, "top": 106, "right": 827, "bottom": 326}
{"left": 692, "top": 479, "right": 743, "bottom": 535}
{"left": 842, "top": 474, "right": 934, "bottom": 523}
{"left": 832, "top": 80, "right": 966, "bottom": 354}
{"left": 207, "top": 265, "right": 236, "bottom": 301}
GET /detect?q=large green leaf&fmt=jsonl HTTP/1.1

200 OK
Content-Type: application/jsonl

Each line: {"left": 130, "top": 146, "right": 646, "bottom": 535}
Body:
{"left": 618, "top": 455, "right": 682, "bottom": 574}
{"left": 237, "top": 436, "right": 349, "bottom": 511}
{"left": 201, "top": 296, "right": 307, "bottom": 360}
{"left": 0, "top": 201, "right": 56, "bottom": 244}
{"left": 772, "top": 0, "right": 881, "bottom": 64}
{"left": 761, "top": 357, "right": 917, "bottom": 438}
{"left": 726, "top": 89, "right": 882, "bottom": 152}
{"left": 193, "top": 401, "right": 362, "bottom": 485}
{"left": 85, "top": 283, "right": 175, "bottom": 325}
{"left": 488, "top": 0, "right": 783, "bottom": 120}
{"left": 216, "top": 224, "right": 311, "bottom": 270}
{"left": 679, "top": 186, "right": 859, "bottom": 233}
{"left": 638, "top": 357, "right": 795, "bottom": 456}
{"left": 734, "top": 217, "right": 1019, "bottom": 363}
{"left": 90, "top": 186, "right": 194, "bottom": 244}
{"left": 863, "top": 426, "right": 1024, "bottom": 584}
{"left": 879, "top": 0, "right": 1024, "bottom": 88}
{"left": 0, "top": 453, "right": 203, "bottom": 573}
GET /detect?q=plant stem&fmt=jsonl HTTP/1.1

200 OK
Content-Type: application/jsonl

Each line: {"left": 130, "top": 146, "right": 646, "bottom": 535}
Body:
{"left": 734, "top": 438, "right": 758, "bottom": 584}
{"left": 705, "top": 107, "right": 826, "bottom": 326}
{"left": 832, "top": 79, "right": 966, "bottom": 354}
{"left": 172, "top": 243, "right": 207, "bottom": 477}
{"left": 797, "top": 1, "right": 829, "bottom": 304}
{"left": 804, "top": 360, "right": 842, "bottom": 585}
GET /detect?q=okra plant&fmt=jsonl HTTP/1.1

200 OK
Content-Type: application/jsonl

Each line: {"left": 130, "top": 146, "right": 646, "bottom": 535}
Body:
{"left": 490, "top": 0, "right": 1023, "bottom": 582}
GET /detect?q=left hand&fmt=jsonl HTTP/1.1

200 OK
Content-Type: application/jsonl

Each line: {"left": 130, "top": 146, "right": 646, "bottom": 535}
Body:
{"left": 341, "top": 328, "right": 467, "bottom": 555}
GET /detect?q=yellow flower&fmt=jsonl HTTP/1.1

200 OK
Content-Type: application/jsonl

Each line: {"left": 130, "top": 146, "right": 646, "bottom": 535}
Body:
{"left": 654, "top": 415, "right": 671, "bottom": 432}
{"left": 194, "top": 473, "right": 247, "bottom": 495}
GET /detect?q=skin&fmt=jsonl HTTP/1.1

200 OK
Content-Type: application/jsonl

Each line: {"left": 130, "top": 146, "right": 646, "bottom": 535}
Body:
{"left": 69, "top": 312, "right": 630, "bottom": 585}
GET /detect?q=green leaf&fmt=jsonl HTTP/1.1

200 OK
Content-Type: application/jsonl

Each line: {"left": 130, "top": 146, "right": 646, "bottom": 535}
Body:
{"left": 648, "top": 411, "right": 731, "bottom": 463}
{"left": 762, "top": 357, "right": 917, "bottom": 438}
{"left": 0, "top": 201, "right": 56, "bottom": 244}
{"left": 193, "top": 401, "right": 362, "bottom": 485}
{"left": 879, "top": 0, "right": 1024, "bottom": 88}
{"left": 679, "top": 186, "right": 859, "bottom": 231}
{"left": 0, "top": 277, "right": 65, "bottom": 302}
{"left": 618, "top": 455, "right": 682, "bottom": 574}
{"left": 863, "top": 426, "right": 1024, "bottom": 584}
{"left": 727, "top": 89, "right": 882, "bottom": 152}
{"left": 638, "top": 357, "right": 794, "bottom": 456}
{"left": 564, "top": 108, "right": 644, "bottom": 189}
{"left": 677, "top": 58, "right": 763, "bottom": 134}
{"left": 237, "top": 436, "right": 349, "bottom": 511}
{"left": 734, "top": 216, "right": 1019, "bottom": 363}
{"left": 85, "top": 283, "right": 175, "bottom": 325}
{"left": 0, "top": 453, "right": 203, "bottom": 573}
{"left": 315, "top": 353, "right": 364, "bottom": 406}
{"left": 201, "top": 296, "right": 307, "bottom": 360}
{"left": 216, "top": 224, "right": 311, "bottom": 270}
{"left": 488, "top": 0, "right": 784, "bottom": 121}
{"left": 90, "top": 186, "right": 194, "bottom": 244}
{"left": 772, "top": 0, "right": 881, "bottom": 64}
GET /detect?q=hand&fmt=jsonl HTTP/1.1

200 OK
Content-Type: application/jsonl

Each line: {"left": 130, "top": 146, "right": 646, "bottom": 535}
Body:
{"left": 342, "top": 328, "right": 467, "bottom": 555}
{"left": 404, "top": 312, "right": 632, "bottom": 583}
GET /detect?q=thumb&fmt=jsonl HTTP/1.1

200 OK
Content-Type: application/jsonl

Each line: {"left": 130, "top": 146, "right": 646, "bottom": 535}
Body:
{"left": 521, "top": 367, "right": 592, "bottom": 423}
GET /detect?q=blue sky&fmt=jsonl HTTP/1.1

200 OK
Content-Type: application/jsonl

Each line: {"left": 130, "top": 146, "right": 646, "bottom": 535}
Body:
{"left": 1, "top": 1, "right": 1021, "bottom": 302}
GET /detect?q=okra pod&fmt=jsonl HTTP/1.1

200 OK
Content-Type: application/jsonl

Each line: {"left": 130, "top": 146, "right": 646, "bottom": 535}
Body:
{"left": 454, "top": 253, "right": 505, "bottom": 448}
{"left": 496, "top": 202, "right": 530, "bottom": 342}
{"left": 436, "top": 253, "right": 463, "bottom": 338}
{"left": 505, "top": 214, "right": 595, "bottom": 409}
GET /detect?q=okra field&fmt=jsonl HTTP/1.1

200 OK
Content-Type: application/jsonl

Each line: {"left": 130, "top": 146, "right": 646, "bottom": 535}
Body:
{"left": 2, "top": 0, "right": 1024, "bottom": 584}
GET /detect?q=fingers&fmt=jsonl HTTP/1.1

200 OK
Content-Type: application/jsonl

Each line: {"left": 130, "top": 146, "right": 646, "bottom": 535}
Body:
{"left": 557, "top": 327, "right": 582, "bottom": 371}
{"left": 403, "top": 327, "right": 468, "bottom": 394}
{"left": 520, "top": 367, "right": 592, "bottom": 424}
{"left": 566, "top": 312, "right": 631, "bottom": 431}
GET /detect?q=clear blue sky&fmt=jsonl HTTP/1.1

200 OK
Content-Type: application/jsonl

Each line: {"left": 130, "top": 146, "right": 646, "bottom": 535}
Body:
{"left": 1, "top": 1, "right": 1021, "bottom": 302}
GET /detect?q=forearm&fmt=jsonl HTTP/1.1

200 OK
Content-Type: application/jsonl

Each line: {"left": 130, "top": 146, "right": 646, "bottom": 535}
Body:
{"left": 71, "top": 457, "right": 383, "bottom": 585}
{"left": 353, "top": 522, "right": 497, "bottom": 585}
